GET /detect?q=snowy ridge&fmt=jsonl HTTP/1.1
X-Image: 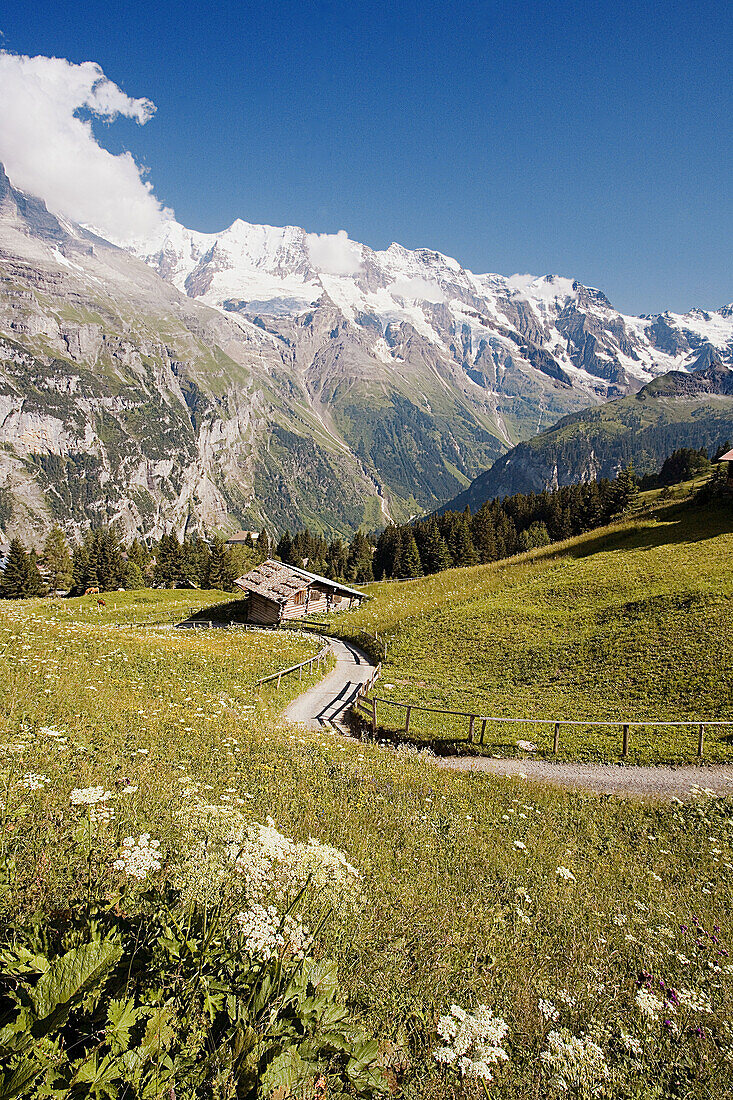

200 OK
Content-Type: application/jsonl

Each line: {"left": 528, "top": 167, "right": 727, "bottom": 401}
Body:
{"left": 129, "top": 218, "right": 733, "bottom": 397}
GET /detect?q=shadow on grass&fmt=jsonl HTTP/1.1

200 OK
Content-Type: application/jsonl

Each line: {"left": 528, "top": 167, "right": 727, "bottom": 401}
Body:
{"left": 180, "top": 599, "right": 252, "bottom": 626}
{"left": 565, "top": 500, "right": 733, "bottom": 562}
{"left": 345, "top": 711, "right": 498, "bottom": 757}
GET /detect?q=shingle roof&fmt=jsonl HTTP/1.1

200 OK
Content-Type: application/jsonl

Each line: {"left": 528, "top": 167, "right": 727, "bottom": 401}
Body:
{"left": 717, "top": 449, "right": 733, "bottom": 462}
{"left": 233, "top": 560, "right": 310, "bottom": 603}
{"left": 233, "top": 559, "right": 366, "bottom": 603}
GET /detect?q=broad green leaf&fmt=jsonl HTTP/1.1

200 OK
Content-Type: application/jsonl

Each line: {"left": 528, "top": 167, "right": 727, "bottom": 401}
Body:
{"left": 259, "top": 1048, "right": 319, "bottom": 1097}
{"left": 30, "top": 940, "right": 122, "bottom": 1038}
{"left": 0, "top": 1054, "right": 48, "bottom": 1100}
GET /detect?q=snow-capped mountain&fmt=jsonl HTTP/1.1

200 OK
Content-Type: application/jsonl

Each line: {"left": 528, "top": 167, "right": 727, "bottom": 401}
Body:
{"left": 0, "top": 155, "right": 731, "bottom": 544}
{"left": 130, "top": 216, "right": 733, "bottom": 403}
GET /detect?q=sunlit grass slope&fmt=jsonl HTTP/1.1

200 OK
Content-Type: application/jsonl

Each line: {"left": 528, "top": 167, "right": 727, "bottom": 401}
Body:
{"left": 0, "top": 589, "right": 732, "bottom": 1096}
{"left": 337, "top": 501, "right": 733, "bottom": 763}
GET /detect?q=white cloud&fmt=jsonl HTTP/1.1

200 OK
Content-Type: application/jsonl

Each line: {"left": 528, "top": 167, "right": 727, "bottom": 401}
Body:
{"left": 391, "top": 275, "right": 445, "bottom": 303}
{"left": 0, "top": 50, "right": 171, "bottom": 242}
{"left": 306, "top": 229, "right": 362, "bottom": 276}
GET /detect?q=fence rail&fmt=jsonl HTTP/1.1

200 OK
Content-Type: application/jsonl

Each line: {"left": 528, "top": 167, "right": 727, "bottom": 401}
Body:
{"left": 254, "top": 640, "right": 332, "bottom": 689}
{"left": 351, "top": 693, "right": 733, "bottom": 758}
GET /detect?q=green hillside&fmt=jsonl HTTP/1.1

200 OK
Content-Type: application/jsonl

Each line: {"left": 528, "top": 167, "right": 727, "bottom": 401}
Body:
{"left": 338, "top": 497, "right": 733, "bottom": 762}
{"left": 0, "top": 587, "right": 732, "bottom": 1096}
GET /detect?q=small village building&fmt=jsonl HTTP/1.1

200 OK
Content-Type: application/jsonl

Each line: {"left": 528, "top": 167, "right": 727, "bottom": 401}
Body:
{"left": 225, "top": 531, "right": 259, "bottom": 548}
{"left": 233, "top": 559, "right": 366, "bottom": 625}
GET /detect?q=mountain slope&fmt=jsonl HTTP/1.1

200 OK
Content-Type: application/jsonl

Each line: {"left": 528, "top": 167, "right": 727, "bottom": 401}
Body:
{"left": 437, "top": 353, "right": 733, "bottom": 512}
{"left": 0, "top": 165, "right": 388, "bottom": 541}
{"left": 1, "top": 160, "right": 731, "bottom": 542}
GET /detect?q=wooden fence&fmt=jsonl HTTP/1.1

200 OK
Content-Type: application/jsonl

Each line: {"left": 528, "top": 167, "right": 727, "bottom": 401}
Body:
{"left": 254, "top": 639, "right": 332, "bottom": 690}
{"left": 351, "top": 693, "right": 733, "bottom": 758}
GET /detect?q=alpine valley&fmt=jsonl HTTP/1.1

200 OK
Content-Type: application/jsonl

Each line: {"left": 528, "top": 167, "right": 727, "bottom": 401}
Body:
{"left": 1, "top": 161, "right": 732, "bottom": 543}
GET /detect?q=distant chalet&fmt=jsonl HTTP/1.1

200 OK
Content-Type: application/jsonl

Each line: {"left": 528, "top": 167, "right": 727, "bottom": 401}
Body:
{"left": 225, "top": 531, "right": 259, "bottom": 547}
{"left": 233, "top": 559, "right": 366, "bottom": 625}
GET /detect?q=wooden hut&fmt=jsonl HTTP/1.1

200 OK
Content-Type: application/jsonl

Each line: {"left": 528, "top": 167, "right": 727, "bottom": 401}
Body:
{"left": 233, "top": 559, "right": 366, "bottom": 625}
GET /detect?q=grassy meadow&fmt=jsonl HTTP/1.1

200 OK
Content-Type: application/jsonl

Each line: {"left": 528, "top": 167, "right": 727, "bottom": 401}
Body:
{"left": 0, "top": 579, "right": 731, "bottom": 1096}
{"left": 336, "top": 500, "right": 733, "bottom": 764}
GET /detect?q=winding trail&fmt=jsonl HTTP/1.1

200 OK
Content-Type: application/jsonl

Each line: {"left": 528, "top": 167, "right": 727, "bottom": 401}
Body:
{"left": 433, "top": 755, "right": 733, "bottom": 799}
{"left": 282, "top": 637, "right": 375, "bottom": 729}
{"left": 282, "top": 639, "right": 733, "bottom": 799}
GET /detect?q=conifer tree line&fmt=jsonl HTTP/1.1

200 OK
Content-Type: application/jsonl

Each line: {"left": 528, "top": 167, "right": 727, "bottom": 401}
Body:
{"left": 274, "top": 529, "right": 375, "bottom": 584}
{"left": 372, "top": 467, "right": 640, "bottom": 579}
{"left": 0, "top": 526, "right": 272, "bottom": 599}
{"left": 0, "top": 443, "right": 726, "bottom": 599}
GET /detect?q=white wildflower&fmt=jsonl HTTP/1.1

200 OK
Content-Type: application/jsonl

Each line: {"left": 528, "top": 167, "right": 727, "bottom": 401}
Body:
{"left": 70, "top": 786, "right": 112, "bottom": 805}
{"left": 539, "top": 998, "right": 560, "bottom": 1022}
{"left": 90, "top": 803, "right": 115, "bottom": 825}
{"left": 19, "top": 773, "right": 50, "bottom": 790}
{"left": 619, "top": 1031, "right": 642, "bottom": 1056}
{"left": 556, "top": 866, "right": 576, "bottom": 881}
{"left": 513, "top": 840, "right": 527, "bottom": 851}
{"left": 678, "top": 988, "right": 713, "bottom": 1013}
{"left": 541, "top": 1028, "right": 609, "bottom": 1092}
{"left": 113, "top": 834, "right": 161, "bottom": 880}
{"left": 434, "top": 1004, "right": 509, "bottom": 1081}
{"left": 635, "top": 989, "right": 665, "bottom": 1021}
{"left": 120, "top": 784, "right": 138, "bottom": 795}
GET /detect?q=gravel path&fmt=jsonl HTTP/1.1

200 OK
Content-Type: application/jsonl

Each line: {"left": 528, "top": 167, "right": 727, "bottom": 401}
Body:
{"left": 433, "top": 755, "right": 733, "bottom": 799}
{"left": 281, "top": 637, "right": 375, "bottom": 728}
{"left": 281, "top": 643, "right": 733, "bottom": 799}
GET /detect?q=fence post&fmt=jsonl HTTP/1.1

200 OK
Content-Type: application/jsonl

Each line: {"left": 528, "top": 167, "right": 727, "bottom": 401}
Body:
{"left": 479, "top": 719, "right": 487, "bottom": 745}
{"left": 468, "top": 715, "right": 475, "bottom": 743}
{"left": 553, "top": 722, "right": 560, "bottom": 754}
{"left": 371, "top": 697, "right": 377, "bottom": 737}
{"left": 299, "top": 664, "right": 302, "bottom": 681}
{"left": 405, "top": 705, "right": 412, "bottom": 734}
{"left": 697, "top": 724, "right": 705, "bottom": 758}
{"left": 622, "top": 724, "right": 630, "bottom": 758}
{"left": 277, "top": 673, "right": 282, "bottom": 690}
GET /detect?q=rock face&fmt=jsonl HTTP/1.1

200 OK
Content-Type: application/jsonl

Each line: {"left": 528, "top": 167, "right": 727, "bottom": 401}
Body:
{"left": 0, "top": 165, "right": 378, "bottom": 543}
{"left": 1, "top": 161, "right": 732, "bottom": 543}
{"left": 436, "top": 353, "right": 733, "bottom": 513}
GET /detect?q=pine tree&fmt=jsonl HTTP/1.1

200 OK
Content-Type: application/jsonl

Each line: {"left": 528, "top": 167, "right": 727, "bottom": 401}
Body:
{"left": 206, "top": 537, "right": 236, "bottom": 590}
{"left": 613, "top": 464, "right": 639, "bottom": 514}
{"left": 396, "top": 531, "right": 422, "bottom": 578}
{"left": 276, "top": 531, "right": 294, "bottom": 565}
{"left": 1, "top": 539, "right": 34, "bottom": 599}
{"left": 127, "top": 539, "right": 151, "bottom": 576}
{"left": 347, "top": 530, "right": 374, "bottom": 583}
{"left": 373, "top": 525, "right": 400, "bottom": 579}
{"left": 452, "top": 518, "right": 478, "bottom": 566}
{"left": 325, "top": 539, "right": 348, "bottom": 581}
{"left": 72, "top": 537, "right": 94, "bottom": 595}
{"left": 258, "top": 529, "right": 271, "bottom": 559}
{"left": 418, "top": 520, "right": 452, "bottom": 574}
{"left": 42, "top": 527, "right": 72, "bottom": 593}
{"left": 94, "top": 530, "right": 126, "bottom": 591}
{"left": 26, "top": 550, "right": 45, "bottom": 596}
{"left": 471, "top": 505, "right": 498, "bottom": 563}
{"left": 154, "top": 534, "right": 182, "bottom": 587}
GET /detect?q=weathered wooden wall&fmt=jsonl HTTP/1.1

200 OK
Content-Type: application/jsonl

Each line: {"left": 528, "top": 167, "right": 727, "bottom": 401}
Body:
{"left": 246, "top": 592, "right": 281, "bottom": 625}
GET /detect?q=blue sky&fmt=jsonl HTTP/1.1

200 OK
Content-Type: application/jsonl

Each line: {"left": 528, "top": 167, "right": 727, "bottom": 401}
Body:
{"left": 0, "top": 0, "right": 731, "bottom": 314}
